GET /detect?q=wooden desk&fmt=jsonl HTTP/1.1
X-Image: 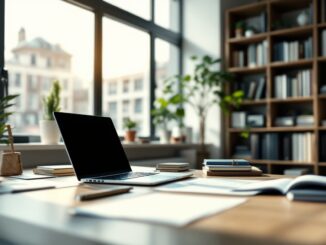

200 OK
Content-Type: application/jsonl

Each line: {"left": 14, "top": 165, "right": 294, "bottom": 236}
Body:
{"left": 0, "top": 170, "right": 325, "bottom": 245}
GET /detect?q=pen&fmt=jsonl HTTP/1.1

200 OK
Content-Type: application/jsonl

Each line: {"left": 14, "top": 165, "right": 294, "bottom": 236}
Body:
{"left": 75, "top": 187, "right": 132, "bottom": 201}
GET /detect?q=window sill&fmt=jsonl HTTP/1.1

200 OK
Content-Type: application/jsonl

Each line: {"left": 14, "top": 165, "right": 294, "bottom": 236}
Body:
{"left": 0, "top": 142, "right": 205, "bottom": 151}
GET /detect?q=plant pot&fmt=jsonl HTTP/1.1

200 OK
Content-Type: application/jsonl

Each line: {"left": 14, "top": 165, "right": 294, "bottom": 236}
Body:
{"left": 235, "top": 28, "right": 243, "bottom": 38}
{"left": 245, "top": 29, "right": 254, "bottom": 37}
{"left": 0, "top": 151, "right": 23, "bottom": 176}
{"left": 125, "top": 130, "right": 136, "bottom": 142}
{"left": 159, "top": 129, "right": 171, "bottom": 144}
{"left": 40, "top": 120, "right": 61, "bottom": 144}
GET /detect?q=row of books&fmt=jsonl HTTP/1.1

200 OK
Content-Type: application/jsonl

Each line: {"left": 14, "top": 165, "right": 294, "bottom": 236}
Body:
{"left": 235, "top": 77, "right": 266, "bottom": 100}
{"left": 232, "top": 41, "right": 268, "bottom": 68}
{"left": 273, "top": 37, "right": 313, "bottom": 62}
{"left": 274, "top": 70, "right": 311, "bottom": 98}
{"left": 321, "top": 29, "right": 326, "bottom": 56}
{"left": 319, "top": 133, "right": 326, "bottom": 161}
{"left": 250, "top": 133, "right": 313, "bottom": 162}
{"left": 321, "top": 0, "right": 326, "bottom": 23}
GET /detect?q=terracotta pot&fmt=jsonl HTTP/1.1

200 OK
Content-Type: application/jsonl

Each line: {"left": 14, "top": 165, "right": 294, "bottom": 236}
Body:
{"left": 125, "top": 130, "right": 136, "bottom": 142}
{"left": 235, "top": 28, "right": 243, "bottom": 38}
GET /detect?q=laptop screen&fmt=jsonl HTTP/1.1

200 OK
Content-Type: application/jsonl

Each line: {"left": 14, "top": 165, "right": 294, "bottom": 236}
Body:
{"left": 54, "top": 112, "right": 132, "bottom": 180}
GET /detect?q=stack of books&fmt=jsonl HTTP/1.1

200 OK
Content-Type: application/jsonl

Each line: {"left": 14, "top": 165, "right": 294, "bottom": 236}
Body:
{"left": 156, "top": 162, "right": 190, "bottom": 172}
{"left": 203, "top": 159, "right": 262, "bottom": 176}
{"left": 33, "top": 165, "right": 75, "bottom": 177}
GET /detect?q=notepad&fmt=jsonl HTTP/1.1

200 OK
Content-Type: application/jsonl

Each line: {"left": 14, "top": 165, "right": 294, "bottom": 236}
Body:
{"left": 33, "top": 164, "right": 75, "bottom": 176}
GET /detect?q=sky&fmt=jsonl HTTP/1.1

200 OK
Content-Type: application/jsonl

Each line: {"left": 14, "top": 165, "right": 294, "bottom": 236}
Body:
{"left": 5, "top": 0, "right": 175, "bottom": 80}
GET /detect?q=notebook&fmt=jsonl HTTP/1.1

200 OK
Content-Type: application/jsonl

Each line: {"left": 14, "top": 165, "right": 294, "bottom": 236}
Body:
{"left": 53, "top": 112, "right": 192, "bottom": 186}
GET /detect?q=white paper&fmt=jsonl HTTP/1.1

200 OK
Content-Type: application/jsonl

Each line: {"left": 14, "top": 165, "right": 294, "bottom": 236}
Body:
{"left": 155, "top": 178, "right": 260, "bottom": 196}
{"left": 74, "top": 192, "right": 246, "bottom": 226}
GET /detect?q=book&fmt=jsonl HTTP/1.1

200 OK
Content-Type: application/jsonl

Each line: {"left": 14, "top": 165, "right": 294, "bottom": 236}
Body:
{"left": 205, "top": 166, "right": 262, "bottom": 177}
{"left": 234, "top": 175, "right": 326, "bottom": 196}
{"left": 287, "top": 189, "right": 326, "bottom": 202}
{"left": 156, "top": 162, "right": 190, "bottom": 172}
{"left": 33, "top": 164, "right": 75, "bottom": 176}
{"left": 203, "top": 159, "right": 250, "bottom": 166}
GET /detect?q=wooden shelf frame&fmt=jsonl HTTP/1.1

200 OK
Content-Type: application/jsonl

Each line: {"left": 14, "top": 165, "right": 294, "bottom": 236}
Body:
{"left": 225, "top": 0, "right": 326, "bottom": 175}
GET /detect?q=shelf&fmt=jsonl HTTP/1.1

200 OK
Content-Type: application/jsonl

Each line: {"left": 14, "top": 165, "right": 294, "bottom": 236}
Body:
{"left": 228, "top": 33, "right": 267, "bottom": 45}
{"left": 318, "top": 127, "right": 326, "bottom": 130}
{"left": 249, "top": 159, "right": 315, "bottom": 166}
{"left": 319, "top": 162, "right": 326, "bottom": 166}
{"left": 317, "top": 57, "right": 326, "bottom": 62}
{"left": 270, "top": 97, "right": 313, "bottom": 103}
{"left": 241, "top": 99, "right": 267, "bottom": 105}
{"left": 228, "top": 66, "right": 266, "bottom": 74}
{"left": 227, "top": 1, "right": 267, "bottom": 15}
{"left": 270, "top": 59, "right": 313, "bottom": 68}
{"left": 318, "top": 94, "right": 326, "bottom": 99}
{"left": 228, "top": 127, "right": 315, "bottom": 133}
{"left": 270, "top": 25, "right": 313, "bottom": 38}
{"left": 317, "top": 23, "right": 326, "bottom": 28}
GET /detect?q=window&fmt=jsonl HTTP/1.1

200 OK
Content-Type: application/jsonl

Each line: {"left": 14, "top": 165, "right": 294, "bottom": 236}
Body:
{"left": 108, "top": 81, "right": 117, "bottom": 95}
{"left": 123, "top": 80, "right": 130, "bottom": 93}
{"left": 134, "top": 98, "right": 142, "bottom": 113}
{"left": 134, "top": 78, "right": 143, "bottom": 91}
{"left": 103, "top": 17, "right": 150, "bottom": 136}
{"left": 2, "top": 0, "right": 182, "bottom": 138}
{"left": 108, "top": 102, "right": 118, "bottom": 127}
{"left": 5, "top": 0, "right": 94, "bottom": 134}
{"left": 155, "top": 0, "right": 180, "bottom": 32}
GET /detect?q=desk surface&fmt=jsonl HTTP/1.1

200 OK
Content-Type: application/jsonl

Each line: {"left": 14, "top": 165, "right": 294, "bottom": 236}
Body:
{"left": 0, "top": 169, "right": 325, "bottom": 245}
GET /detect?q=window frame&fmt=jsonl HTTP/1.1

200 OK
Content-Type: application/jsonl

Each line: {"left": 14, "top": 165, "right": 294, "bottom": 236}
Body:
{"left": 0, "top": 0, "right": 183, "bottom": 140}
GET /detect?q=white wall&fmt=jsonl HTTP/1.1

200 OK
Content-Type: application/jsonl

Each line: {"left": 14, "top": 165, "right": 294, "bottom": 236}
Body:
{"left": 183, "top": 0, "right": 255, "bottom": 158}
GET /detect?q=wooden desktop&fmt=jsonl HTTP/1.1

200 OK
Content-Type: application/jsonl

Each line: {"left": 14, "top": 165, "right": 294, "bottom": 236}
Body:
{"left": 0, "top": 170, "right": 325, "bottom": 245}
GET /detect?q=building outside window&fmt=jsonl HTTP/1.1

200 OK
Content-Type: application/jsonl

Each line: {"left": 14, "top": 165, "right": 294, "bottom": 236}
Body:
{"left": 134, "top": 78, "right": 143, "bottom": 91}
{"left": 108, "top": 81, "right": 117, "bottom": 95}
{"left": 122, "top": 100, "right": 129, "bottom": 114}
{"left": 134, "top": 98, "right": 142, "bottom": 113}
{"left": 122, "top": 79, "right": 130, "bottom": 93}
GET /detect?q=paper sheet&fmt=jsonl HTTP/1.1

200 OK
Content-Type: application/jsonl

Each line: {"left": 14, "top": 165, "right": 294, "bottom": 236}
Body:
{"left": 155, "top": 178, "right": 260, "bottom": 196}
{"left": 74, "top": 192, "right": 246, "bottom": 226}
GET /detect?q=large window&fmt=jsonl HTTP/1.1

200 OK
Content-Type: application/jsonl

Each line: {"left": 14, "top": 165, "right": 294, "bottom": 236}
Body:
{"left": 4, "top": 0, "right": 94, "bottom": 134}
{"left": 1, "top": 0, "right": 182, "bottom": 139}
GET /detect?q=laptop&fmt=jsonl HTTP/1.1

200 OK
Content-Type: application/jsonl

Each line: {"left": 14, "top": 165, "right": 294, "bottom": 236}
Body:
{"left": 53, "top": 112, "right": 192, "bottom": 186}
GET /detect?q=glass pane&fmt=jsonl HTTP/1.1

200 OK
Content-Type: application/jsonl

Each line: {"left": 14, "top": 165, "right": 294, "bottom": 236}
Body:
{"left": 154, "top": 38, "right": 180, "bottom": 134}
{"left": 104, "top": 0, "right": 150, "bottom": 20}
{"left": 5, "top": 0, "right": 94, "bottom": 135}
{"left": 155, "top": 0, "right": 180, "bottom": 32}
{"left": 103, "top": 18, "right": 150, "bottom": 137}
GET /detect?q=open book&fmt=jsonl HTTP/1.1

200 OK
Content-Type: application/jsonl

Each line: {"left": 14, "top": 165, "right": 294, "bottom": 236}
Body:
{"left": 235, "top": 175, "right": 326, "bottom": 195}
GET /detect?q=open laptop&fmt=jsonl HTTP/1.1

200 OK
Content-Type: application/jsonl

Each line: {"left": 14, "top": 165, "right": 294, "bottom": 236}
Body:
{"left": 54, "top": 112, "right": 192, "bottom": 186}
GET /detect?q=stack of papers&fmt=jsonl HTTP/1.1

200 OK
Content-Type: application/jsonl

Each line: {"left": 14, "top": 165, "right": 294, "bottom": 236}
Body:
{"left": 156, "top": 162, "right": 190, "bottom": 172}
{"left": 74, "top": 192, "right": 246, "bottom": 226}
{"left": 33, "top": 165, "right": 75, "bottom": 176}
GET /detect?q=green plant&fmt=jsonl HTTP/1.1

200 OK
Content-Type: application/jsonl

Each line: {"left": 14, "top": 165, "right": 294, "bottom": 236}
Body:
{"left": 123, "top": 118, "right": 137, "bottom": 130}
{"left": 151, "top": 76, "right": 185, "bottom": 129}
{"left": 42, "top": 80, "right": 61, "bottom": 120}
{"left": 180, "top": 55, "right": 244, "bottom": 146}
{"left": 235, "top": 20, "right": 246, "bottom": 30}
{"left": 0, "top": 94, "right": 19, "bottom": 144}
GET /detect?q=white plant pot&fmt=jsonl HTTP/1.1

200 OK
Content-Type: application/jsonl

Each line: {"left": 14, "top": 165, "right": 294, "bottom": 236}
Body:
{"left": 159, "top": 129, "right": 171, "bottom": 144}
{"left": 40, "top": 120, "right": 61, "bottom": 144}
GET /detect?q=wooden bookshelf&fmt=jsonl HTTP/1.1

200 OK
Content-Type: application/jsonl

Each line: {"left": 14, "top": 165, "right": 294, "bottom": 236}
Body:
{"left": 224, "top": 0, "right": 326, "bottom": 175}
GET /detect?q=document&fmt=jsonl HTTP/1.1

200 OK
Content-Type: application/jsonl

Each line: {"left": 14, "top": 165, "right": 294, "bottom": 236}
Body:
{"left": 155, "top": 178, "right": 260, "bottom": 196}
{"left": 74, "top": 192, "right": 246, "bottom": 226}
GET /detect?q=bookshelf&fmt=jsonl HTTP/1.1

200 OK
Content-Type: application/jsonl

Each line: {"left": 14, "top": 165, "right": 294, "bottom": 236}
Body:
{"left": 224, "top": 0, "right": 326, "bottom": 175}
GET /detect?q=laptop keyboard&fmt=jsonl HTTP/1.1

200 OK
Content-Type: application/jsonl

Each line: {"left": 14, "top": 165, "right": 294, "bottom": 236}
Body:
{"left": 99, "top": 172, "right": 157, "bottom": 180}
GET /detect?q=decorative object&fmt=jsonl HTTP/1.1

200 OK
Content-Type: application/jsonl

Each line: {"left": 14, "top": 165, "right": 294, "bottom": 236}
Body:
{"left": 180, "top": 55, "right": 244, "bottom": 164}
{"left": 151, "top": 77, "right": 185, "bottom": 144}
{"left": 297, "top": 10, "right": 309, "bottom": 26}
{"left": 235, "top": 21, "right": 245, "bottom": 38}
{"left": 40, "top": 80, "right": 61, "bottom": 144}
{"left": 244, "top": 26, "right": 255, "bottom": 37}
{"left": 123, "top": 118, "right": 137, "bottom": 142}
{"left": 0, "top": 125, "right": 23, "bottom": 176}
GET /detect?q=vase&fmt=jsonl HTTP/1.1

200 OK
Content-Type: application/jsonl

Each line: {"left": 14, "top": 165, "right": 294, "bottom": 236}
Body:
{"left": 297, "top": 11, "right": 309, "bottom": 26}
{"left": 159, "top": 129, "right": 171, "bottom": 144}
{"left": 39, "top": 120, "right": 61, "bottom": 144}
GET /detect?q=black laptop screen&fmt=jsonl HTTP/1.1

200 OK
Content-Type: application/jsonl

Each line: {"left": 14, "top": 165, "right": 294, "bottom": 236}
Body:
{"left": 54, "top": 112, "right": 132, "bottom": 180}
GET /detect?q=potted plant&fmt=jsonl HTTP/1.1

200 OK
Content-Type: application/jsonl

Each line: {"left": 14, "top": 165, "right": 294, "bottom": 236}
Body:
{"left": 151, "top": 77, "right": 185, "bottom": 143}
{"left": 180, "top": 55, "right": 244, "bottom": 162}
{"left": 0, "top": 94, "right": 22, "bottom": 176}
{"left": 40, "top": 80, "right": 61, "bottom": 144}
{"left": 123, "top": 118, "right": 138, "bottom": 142}
{"left": 235, "top": 20, "right": 246, "bottom": 38}
{"left": 245, "top": 26, "right": 256, "bottom": 37}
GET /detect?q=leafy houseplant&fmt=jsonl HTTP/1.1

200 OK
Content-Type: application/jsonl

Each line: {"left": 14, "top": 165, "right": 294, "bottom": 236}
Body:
{"left": 40, "top": 80, "right": 61, "bottom": 144}
{"left": 151, "top": 77, "right": 185, "bottom": 143}
{"left": 235, "top": 20, "right": 246, "bottom": 38}
{"left": 0, "top": 94, "right": 19, "bottom": 144}
{"left": 123, "top": 118, "right": 138, "bottom": 142}
{"left": 180, "top": 55, "right": 243, "bottom": 154}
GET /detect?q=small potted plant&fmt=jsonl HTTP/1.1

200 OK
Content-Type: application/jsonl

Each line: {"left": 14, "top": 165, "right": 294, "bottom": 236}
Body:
{"left": 235, "top": 20, "right": 246, "bottom": 38}
{"left": 123, "top": 118, "right": 138, "bottom": 143}
{"left": 40, "top": 80, "right": 61, "bottom": 144}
